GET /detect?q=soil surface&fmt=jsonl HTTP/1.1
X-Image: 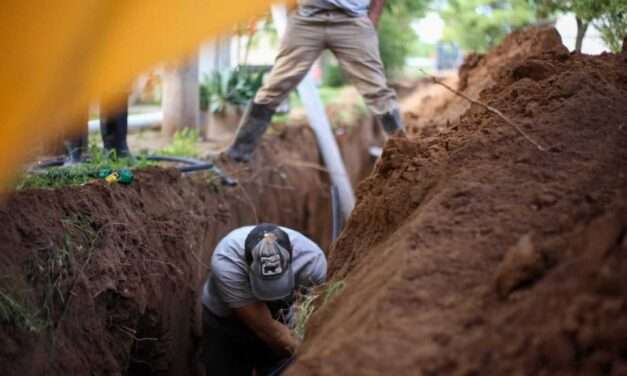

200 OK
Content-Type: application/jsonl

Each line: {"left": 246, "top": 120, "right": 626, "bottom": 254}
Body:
{"left": 291, "top": 26, "right": 627, "bottom": 375}
{"left": 0, "top": 126, "right": 336, "bottom": 376}
{"left": 0, "top": 110, "right": 379, "bottom": 376}
{"left": 3, "top": 25, "right": 626, "bottom": 376}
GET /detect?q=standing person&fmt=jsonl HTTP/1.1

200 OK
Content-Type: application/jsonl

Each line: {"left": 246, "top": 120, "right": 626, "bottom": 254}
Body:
{"left": 227, "top": 0, "right": 403, "bottom": 162}
{"left": 63, "top": 95, "right": 131, "bottom": 165}
{"left": 200, "top": 223, "right": 327, "bottom": 375}
{"left": 99, "top": 97, "right": 131, "bottom": 158}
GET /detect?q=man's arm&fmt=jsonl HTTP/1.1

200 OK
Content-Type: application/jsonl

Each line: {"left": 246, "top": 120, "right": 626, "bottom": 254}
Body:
{"left": 368, "top": 0, "right": 386, "bottom": 28}
{"left": 234, "top": 302, "right": 300, "bottom": 356}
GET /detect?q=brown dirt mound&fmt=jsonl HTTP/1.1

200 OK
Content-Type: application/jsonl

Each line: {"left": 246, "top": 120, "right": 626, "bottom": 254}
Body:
{"left": 0, "top": 126, "right": 333, "bottom": 375}
{"left": 402, "top": 26, "right": 569, "bottom": 137}
{"left": 291, "top": 26, "right": 627, "bottom": 375}
{"left": 400, "top": 74, "right": 461, "bottom": 133}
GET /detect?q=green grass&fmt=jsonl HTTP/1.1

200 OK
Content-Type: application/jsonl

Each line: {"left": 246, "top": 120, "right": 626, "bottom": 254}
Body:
{"left": 293, "top": 293, "right": 317, "bottom": 339}
{"left": 14, "top": 145, "right": 155, "bottom": 190}
{"left": 322, "top": 280, "right": 345, "bottom": 305}
{"left": 22, "top": 215, "right": 99, "bottom": 332}
{"left": 43, "top": 217, "right": 97, "bottom": 327}
{"left": 159, "top": 128, "right": 201, "bottom": 158}
{"left": 293, "top": 280, "right": 346, "bottom": 339}
{"left": 0, "top": 289, "right": 46, "bottom": 333}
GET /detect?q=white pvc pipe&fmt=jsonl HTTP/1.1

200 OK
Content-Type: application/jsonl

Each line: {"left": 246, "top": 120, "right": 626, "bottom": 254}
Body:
{"left": 271, "top": 5, "right": 355, "bottom": 219}
{"left": 88, "top": 111, "right": 163, "bottom": 132}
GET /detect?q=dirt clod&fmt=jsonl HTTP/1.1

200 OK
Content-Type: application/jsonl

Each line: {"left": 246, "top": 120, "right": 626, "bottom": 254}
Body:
{"left": 495, "top": 234, "right": 546, "bottom": 299}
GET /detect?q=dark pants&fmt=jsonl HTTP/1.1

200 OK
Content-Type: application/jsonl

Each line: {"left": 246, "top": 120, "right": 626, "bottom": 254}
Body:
{"left": 200, "top": 307, "right": 288, "bottom": 376}
{"left": 100, "top": 106, "right": 130, "bottom": 157}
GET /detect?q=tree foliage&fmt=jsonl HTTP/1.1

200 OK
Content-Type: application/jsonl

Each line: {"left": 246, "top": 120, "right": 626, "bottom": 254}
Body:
{"left": 440, "top": 0, "right": 537, "bottom": 52}
{"left": 535, "top": 0, "right": 610, "bottom": 23}
{"left": 378, "top": 0, "right": 429, "bottom": 76}
{"left": 535, "top": 0, "right": 627, "bottom": 53}
{"left": 591, "top": 0, "right": 626, "bottom": 53}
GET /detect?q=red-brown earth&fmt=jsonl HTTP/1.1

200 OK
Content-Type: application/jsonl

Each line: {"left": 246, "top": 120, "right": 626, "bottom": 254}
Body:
{"left": 0, "top": 125, "right": 350, "bottom": 375}
{"left": 290, "top": 26, "right": 627, "bottom": 375}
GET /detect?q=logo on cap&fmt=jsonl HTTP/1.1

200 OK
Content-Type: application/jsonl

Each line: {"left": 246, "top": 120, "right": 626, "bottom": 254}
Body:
{"left": 260, "top": 254, "right": 283, "bottom": 277}
{"left": 255, "top": 233, "right": 289, "bottom": 279}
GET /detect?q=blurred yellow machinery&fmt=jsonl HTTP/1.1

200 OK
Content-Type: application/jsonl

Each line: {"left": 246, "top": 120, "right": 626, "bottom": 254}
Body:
{"left": 0, "top": 1, "right": 295, "bottom": 190}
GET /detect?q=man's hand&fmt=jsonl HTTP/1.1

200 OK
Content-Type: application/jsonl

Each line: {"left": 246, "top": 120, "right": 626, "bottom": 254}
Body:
{"left": 368, "top": 0, "right": 386, "bottom": 28}
{"left": 234, "top": 302, "right": 300, "bottom": 356}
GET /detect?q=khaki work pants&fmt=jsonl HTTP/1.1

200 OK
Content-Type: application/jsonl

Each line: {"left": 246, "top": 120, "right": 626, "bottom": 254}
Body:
{"left": 254, "top": 10, "right": 398, "bottom": 115}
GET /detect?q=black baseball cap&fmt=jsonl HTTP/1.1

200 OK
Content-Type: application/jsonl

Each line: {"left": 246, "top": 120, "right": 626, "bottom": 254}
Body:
{"left": 245, "top": 224, "right": 294, "bottom": 301}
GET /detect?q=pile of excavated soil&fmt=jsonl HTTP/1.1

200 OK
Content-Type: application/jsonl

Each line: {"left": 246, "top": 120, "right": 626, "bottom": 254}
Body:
{"left": 400, "top": 74, "right": 460, "bottom": 132}
{"left": 0, "top": 126, "right": 333, "bottom": 375}
{"left": 401, "top": 26, "right": 575, "bottom": 138}
{"left": 291, "top": 27, "right": 627, "bottom": 375}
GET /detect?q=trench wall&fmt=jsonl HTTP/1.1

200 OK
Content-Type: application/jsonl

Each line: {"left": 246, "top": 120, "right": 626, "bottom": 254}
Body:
{"left": 0, "top": 126, "right": 339, "bottom": 375}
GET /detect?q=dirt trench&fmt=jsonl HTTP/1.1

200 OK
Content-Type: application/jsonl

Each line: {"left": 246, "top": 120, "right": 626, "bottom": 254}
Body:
{"left": 0, "top": 121, "right": 377, "bottom": 376}
{"left": 290, "top": 27, "right": 627, "bottom": 375}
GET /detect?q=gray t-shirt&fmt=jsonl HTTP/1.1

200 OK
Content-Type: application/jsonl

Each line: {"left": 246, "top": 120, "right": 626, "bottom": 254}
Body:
{"left": 202, "top": 226, "right": 327, "bottom": 318}
{"left": 298, "top": 0, "right": 371, "bottom": 17}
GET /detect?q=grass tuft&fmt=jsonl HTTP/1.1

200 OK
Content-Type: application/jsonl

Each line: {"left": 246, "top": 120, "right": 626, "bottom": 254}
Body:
{"left": 18, "top": 214, "right": 100, "bottom": 333}
{"left": 159, "top": 128, "right": 201, "bottom": 158}
{"left": 293, "top": 280, "right": 345, "bottom": 339}
{"left": 322, "top": 280, "right": 345, "bottom": 305}
{"left": 293, "top": 293, "right": 317, "bottom": 339}
{"left": 0, "top": 289, "right": 46, "bottom": 333}
{"left": 41, "top": 216, "right": 98, "bottom": 326}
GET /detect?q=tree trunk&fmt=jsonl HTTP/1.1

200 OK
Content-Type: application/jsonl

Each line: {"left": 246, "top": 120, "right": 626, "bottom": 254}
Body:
{"left": 575, "top": 17, "right": 589, "bottom": 53}
{"left": 162, "top": 56, "right": 200, "bottom": 137}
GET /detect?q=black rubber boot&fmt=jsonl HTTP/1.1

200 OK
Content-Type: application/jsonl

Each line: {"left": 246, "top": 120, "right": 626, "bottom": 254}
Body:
{"left": 64, "top": 134, "right": 87, "bottom": 165}
{"left": 375, "top": 108, "right": 405, "bottom": 136}
{"left": 227, "top": 102, "right": 275, "bottom": 162}
{"left": 101, "top": 108, "right": 131, "bottom": 158}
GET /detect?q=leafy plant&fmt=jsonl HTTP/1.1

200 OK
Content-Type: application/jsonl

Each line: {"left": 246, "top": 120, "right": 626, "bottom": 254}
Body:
{"left": 199, "top": 67, "right": 265, "bottom": 113}
{"left": 159, "top": 128, "right": 201, "bottom": 157}
{"left": 199, "top": 80, "right": 211, "bottom": 112}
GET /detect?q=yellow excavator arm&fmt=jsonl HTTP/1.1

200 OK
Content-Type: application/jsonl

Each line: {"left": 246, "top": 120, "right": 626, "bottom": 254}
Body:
{"left": 0, "top": 0, "right": 296, "bottom": 189}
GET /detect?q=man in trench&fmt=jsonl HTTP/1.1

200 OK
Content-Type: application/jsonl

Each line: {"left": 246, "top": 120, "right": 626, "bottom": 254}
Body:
{"left": 226, "top": 0, "right": 403, "bottom": 162}
{"left": 200, "top": 223, "right": 327, "bottom": 375}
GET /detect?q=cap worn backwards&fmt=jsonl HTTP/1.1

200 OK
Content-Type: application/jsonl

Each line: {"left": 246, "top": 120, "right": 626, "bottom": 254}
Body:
{"left": 245, "top": 224, "right": 295, "bottom": 301}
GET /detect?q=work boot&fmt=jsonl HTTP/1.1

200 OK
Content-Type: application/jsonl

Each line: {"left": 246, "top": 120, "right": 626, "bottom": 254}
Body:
{"left": 64, "top": 134, "right": 87, "bottom": 165}
{"left": 226, "top": 102, "right": 275, "bottom": 162}
{"left": 375, "top": 108, "right": 405, "bottom": 137}
{"left": 101, "top": 108, "right": 131, "bottom": 158}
